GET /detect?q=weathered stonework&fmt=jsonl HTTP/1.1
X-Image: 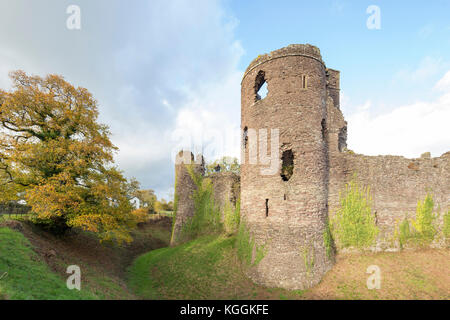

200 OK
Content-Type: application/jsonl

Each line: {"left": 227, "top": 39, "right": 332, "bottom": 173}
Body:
{"left": 209, "top": 171, "right": 240, "bottom": 213}
{"left": 172, "top": 43, "right": 450, "bottom": 290}
{"left": 171, "top": 152, "right": 240, "bottom": 245}
{"left": 241, "top": 44, "right": 334, "bottom": 290}
{"left": 170, "top": 150, "right": 204, "bottom": 246}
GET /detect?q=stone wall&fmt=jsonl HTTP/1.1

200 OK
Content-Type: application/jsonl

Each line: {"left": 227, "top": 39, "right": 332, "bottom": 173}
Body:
{"left": 170, "top": 151, "right": 204, "bottom": 246}
{"left": 328, "top": 150, "right": 450, "bottom": 249}
{"left": 209, "top": 171, "right": 240, "bottom": 215}
{"left": 170, "top": 152, "right": 240, "bottom": 245}
{"left": 325, "top": 70, "right": 450, "bottom": 249}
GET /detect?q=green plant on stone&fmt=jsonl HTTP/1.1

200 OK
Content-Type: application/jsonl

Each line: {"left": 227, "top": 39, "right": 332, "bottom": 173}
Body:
{"left": 236, "top": 220, "right": 266, "bottom": 267}
{"left": 331, "top": 175, "right": 379, "bottom": 249}
{"left": 224, "top": 197, "right": 240, "bottom": 235}
{"left": 443, "top": 211, "right": 450, "bottom": 239}
{"left": 323, "top": 220, "right": 334, "bottom": 259}
{"left": 301, "top": 243, "right": 315, "bottom": 276}
{"left": 395, "top": 194, "right": 439, "bottom": 248}
{"left": 178, "top": 165, "right": 222, "bottom": 242}
{"left": 410, "top": 193, "right": 437, "bottom": 245}
{"left": 396, "top": 217, "right": 411, "bottom": 249}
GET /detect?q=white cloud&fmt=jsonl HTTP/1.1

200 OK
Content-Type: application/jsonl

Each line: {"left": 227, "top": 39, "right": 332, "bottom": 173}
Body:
{"left": 0, "top": 0, "right": 243, "bottom": 199}
{"left": 392, "top": 56, "right": 447, "bottom": 84}
{"left": 346, "top": 72, "right": 450, "bottom": 158}
{"left": 434, "top": 70, "right": 450, "bottom": 91}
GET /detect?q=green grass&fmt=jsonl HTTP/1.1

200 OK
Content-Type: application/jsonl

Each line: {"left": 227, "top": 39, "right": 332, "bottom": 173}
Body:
{"left": 128, "top": 235, "right": 235, "bottom": 299}
{"left": 127, "top": 234, "right": 305, "bottom": 300}
{"left": 0, "top": 227, "right": 94, "bottom": 300}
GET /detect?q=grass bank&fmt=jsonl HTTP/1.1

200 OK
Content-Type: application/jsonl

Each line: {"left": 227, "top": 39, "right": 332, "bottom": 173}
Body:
{"left": 128, "top": 234, "right": 450, "bottom": 300}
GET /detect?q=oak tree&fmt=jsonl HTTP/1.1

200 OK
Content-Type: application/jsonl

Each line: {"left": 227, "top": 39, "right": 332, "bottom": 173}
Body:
{"left": 0, "top": 71, "right": 145, "bottom": 243}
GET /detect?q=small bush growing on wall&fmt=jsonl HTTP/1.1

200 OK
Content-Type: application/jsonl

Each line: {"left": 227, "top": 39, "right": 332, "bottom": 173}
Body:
{"left": 331, "top": 176, "right": 379, "bottom": 249}
{"left": 395, "top": 217, "right": 411, "bottom": 249}
{"left": 395, "top": 193, "right": 439, "bottom": 248}
{"left": 411, "top": 193, "right": 437, "bottom": 245}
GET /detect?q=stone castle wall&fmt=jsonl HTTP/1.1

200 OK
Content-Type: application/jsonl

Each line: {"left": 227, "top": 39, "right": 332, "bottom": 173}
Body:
{"left": 170, "top": 151, "right": 204, "bottom": 246}
{"left": 171, "top": 43, "right": 450, "bottom": 290}
{"left": 241, "top": 44, "right": 334, "bottom": 290}
{"left": 325, "top": 69, "right": 450, "bottom": 249}
{"left": 328, "top": 150, "right": 450, "bottom": 249}
{"left": 209, "top": 172, "right": 240, "bottom": 213}
{"left": 171, "top": 152, "right": 240, "bottom": 246}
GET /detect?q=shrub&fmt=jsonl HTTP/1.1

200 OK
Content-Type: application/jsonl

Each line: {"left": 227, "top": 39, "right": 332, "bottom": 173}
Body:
{"left": 331, "top": 176, "right": 379, "bottom": 249}
{"left": 395, "top": 193, "right": 439, "bottom": 248}
{"left": 410, "top": 193, "right": 437, "bottom": 245}
{"left": 396, "top": 218, "right": 411, "bottom": 249}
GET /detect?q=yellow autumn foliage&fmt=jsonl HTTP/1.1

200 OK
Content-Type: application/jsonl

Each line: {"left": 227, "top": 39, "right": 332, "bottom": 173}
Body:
{"left": 0, "top": 71, "right": 142, "bottom": 243}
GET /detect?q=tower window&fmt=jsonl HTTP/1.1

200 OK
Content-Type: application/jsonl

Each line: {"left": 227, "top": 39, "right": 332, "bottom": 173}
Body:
{"left": 243, "top": 126, "right": 248, "bottom": 149}
{"left": 255, "top": 70, "right": 268, "bottom": 101}
{"left": 281, "top": 149, "right": 294, "bottom": 181}
{"left": 302, "top": 75, "right": 308, "bottom": 89}
{"left": 265, "top": 199, "right": 269, "bottom": 217}
{"left": 321, "top": 119, "right": 327, "bottom": 141}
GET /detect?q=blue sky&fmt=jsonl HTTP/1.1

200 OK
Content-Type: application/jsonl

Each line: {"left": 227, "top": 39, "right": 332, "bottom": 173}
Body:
{"left": 0, "top": 1, "right": 449, "bottom": 199}
{"left": 228, "top": 0, "right": 450, "bottom": 110}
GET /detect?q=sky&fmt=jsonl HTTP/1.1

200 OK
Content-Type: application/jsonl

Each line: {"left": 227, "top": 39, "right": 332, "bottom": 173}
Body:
{"left": 0, "top": 0, "right": 449, "bottom": 199}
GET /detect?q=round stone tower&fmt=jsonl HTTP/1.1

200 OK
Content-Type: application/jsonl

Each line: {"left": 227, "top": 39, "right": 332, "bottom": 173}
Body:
{"left": 241, "top": 44, "right": 334, "bottom": 289}
{"left": 170, "top": 150, "right": 204, "bottom": 246}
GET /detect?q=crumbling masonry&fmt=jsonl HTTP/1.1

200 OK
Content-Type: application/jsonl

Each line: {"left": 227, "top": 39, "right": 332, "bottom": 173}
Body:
{"left": 172, "top": 44, "right": 450, "bottom": 290}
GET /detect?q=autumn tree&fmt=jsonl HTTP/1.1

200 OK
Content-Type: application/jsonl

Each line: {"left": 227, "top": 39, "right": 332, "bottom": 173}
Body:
{"left": 0, "top": 71, "right": 145, "bottom": 243}
{"left": 135, "top": 189, "right": 157, "bottom": 213}
{"left": 205, "top": 156, "right": 240, "bottom": 176}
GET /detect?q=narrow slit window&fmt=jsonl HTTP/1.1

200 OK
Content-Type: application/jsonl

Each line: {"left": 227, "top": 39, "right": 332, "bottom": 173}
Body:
{"left": 321, "top": 119, "right": 326, "bottom": 141}
{"left": 302, "top": 75, "right": 307, "bottom": 89}
{"left": 243, "top": 126, "right": 248, "bottom": 149}
{"left": 265, "top": 199, "right": 269, "bottom": 217}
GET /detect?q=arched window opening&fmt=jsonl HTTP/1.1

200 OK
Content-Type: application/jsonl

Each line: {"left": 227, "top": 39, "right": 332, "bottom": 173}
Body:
{"left": 255, "top": 70, "right": 268, "bottom": 101}
{"left": 281, "top": 149, "right": 294, "bottom": 181}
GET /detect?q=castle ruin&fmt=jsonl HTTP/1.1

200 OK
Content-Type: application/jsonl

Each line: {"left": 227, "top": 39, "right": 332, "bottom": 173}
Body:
{"left": 172, "top": 44, "right": 450, "bottom": 290}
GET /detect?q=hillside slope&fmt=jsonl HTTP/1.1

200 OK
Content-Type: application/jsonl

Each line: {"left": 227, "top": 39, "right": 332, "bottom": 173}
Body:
{"left": 0, "top": 217, "right": 171, "bottom": 300}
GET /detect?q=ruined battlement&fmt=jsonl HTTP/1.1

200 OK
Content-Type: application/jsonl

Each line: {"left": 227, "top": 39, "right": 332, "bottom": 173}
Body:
{"left": 243, "top": 44, "right": 324, "bottom": 80}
